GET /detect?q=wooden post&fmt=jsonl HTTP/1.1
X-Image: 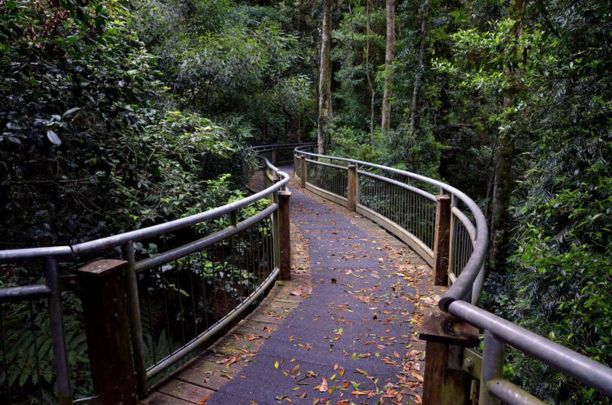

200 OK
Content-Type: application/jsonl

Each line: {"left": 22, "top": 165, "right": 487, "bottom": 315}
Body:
{"left": 76, "top": 259, "right": 137, "bottom": 405}
{"left": 271, "top": 150, "right": 277, "bottom": 165}
{"left": 347, "top": 164, "right": 357, "bottom": 211}
{"left": 300, "top": 156, "right": 307, "bottom": 188}
{"left": 420, "top": 308, "right": 479, "bottom": 405}
{"left": 278, "top": 190, "right": 292, "bottom": 280}
{"left": 433, "top": 194, "right": 451, "bottom": 285}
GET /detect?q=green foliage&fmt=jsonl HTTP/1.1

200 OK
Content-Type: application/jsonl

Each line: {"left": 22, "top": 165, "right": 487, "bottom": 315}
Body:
{"left": 331, "top": 4, "right": 385, "bottom": 131}
{"left": 133, "top": 0, "right": 316, "bottom": 143}
{"left": 329, "top": 125, "right": 383, "bottom": 163}
{"left": 0, "top": 284, "right": 92, "bottom": 402}
{"left": 0, "top": 1, "right": 266, "bottom": 401}
{"left": 1, "top": 0, "right": 609, "bottom": 403}
{"left": 330, "top": 1, "right": 609, "bottom": 402}
{"left": 0, "top": 0, "right": 248, "bottom": 247}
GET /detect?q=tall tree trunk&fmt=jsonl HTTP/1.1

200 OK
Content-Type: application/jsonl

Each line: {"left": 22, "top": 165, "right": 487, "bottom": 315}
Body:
{"left": 488, "top": 0, "right": 526, "bottom": 272}
{"left": 408, "top": 0, "right": 429, "bottom": 136}
{"left": 489, "top": 132, "right": 514, "bottom": 271}
{"left": 296, "top": 115, "right": 302, "bottom": 143}
{"left": 317, "top": 0, "right": 333, "bottom": 154}
{"left": 380, "top": 0, "right": 395, "bottom": 137}
{"left": 365, "top": 0, "right": 375, "bottom": 139}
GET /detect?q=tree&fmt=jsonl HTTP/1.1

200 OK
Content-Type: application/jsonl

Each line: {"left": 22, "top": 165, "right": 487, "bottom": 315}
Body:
{"left": 380, "top": 0, "right": 395, "bottom": 138}
{"left": 318, "top": 0, "right": 333, "bottom": 154}
{"left": 407, "top": 0, "right": 429, "bottom": 138}
{"left": 365, "top": 0, "right": 376, "bottom": 138}
{"left": 488, "top": 0, "right": 526, "bottom": 272}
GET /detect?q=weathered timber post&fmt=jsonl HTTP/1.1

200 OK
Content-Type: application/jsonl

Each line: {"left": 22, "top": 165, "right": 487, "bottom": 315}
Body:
{"left": 433, "top": 194, "right": 451, "bottom": 285}
{"left": 76, "top": 259, "right": 137, "bottom": 405}
{"left": 479, "top": 331, "right": 505, "bottom": 405}
{"left": 272, "top": 189, "right": 282, "bottom": 274}
{"left": 300, "top": 156, "right": 307, "bottom": 188}
{"left": 271, "top": 150, "right": 277, "bottom": 165}
{"left": 347, "top": 164, "right": 357, "bottom": 211}
{"left": 420, "top": 308, "right": 479, "bottom": 405}
{"left": 278, "top": 190, "right": 292, "bottom": 280}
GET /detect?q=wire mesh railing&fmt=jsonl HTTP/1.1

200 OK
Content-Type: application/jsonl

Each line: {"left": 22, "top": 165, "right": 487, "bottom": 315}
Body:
{"left": 293, "top": 146, "right": 612, "bottom": 404}
{"left": 130, "top": 205, "right": 278, "bottom": 387}
{"left": 358, "top": 171, "right": 436, "bottom": 252}
{"left": 0, "top": 148, "right": 292, "bottom": 403}
{"left": 305, "top": 159, "right": 348, "bottom": 200}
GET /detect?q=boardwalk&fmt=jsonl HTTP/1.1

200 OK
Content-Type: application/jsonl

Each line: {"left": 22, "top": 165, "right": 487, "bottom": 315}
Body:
{"left": 144, "top": 178, "right": 440, "bottom": 405}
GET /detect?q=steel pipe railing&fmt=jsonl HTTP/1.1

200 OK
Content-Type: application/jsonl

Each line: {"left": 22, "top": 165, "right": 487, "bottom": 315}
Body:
{"left": 0, "top": 145, "right": 295, "bottom": 403}
{"left": 295, "top": 146, "right": 487, "bottom": 303}
{"left": 293, "top": 146, "right": 612, "bottom": 403}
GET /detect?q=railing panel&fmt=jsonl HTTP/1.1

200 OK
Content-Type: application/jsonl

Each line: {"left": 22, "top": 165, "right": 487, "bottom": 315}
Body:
{"left": 294, "top": 154, "right": 301, "bottom": 179}
{"left": 450, "top": 211, "right": 475, "bottom": 279}
{"left": 0, "top": 261, "right": 90, "bottom": 404}
{"left": 305, "top": 159, "right": 348, "bottom": 200}
{"left": 0, "top": 299, "right": 56, "bottom": 404}
{"left": 0, "top": 145, "right": 293, "bottom": 401}
{"left": 293, "top": 146, "right": 612, "bottom": 403}
{"left": 358, "top": 171, "right": 436, "bottom": 251}
{"left": 136, "top": 213, "right": 276, "bottom": 385}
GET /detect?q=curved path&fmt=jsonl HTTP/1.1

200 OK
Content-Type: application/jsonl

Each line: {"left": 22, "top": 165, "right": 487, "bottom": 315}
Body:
{"left": 207, "top": 181, "right": 432, "bottom": 404}
{"left": 142, "top": 178, "right": 437, "bottom": 405}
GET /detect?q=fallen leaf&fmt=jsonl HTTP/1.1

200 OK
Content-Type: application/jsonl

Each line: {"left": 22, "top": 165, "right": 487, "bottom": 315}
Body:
{"left": 314, "top": 377, "right": 328, "bottom": 392}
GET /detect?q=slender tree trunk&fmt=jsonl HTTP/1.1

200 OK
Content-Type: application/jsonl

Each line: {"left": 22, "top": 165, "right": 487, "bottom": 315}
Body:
{"left": 408, "top": 0, "right": 429, "bottom": 136}
{"left": 317, "top": 0, "right": 333, "bottom": 154}
{"left": 296, "top": 115, "right": 302, "bottom": 143}
{"left": 489, "top": 131, "right": 514, "bottom": 271}
{"left": 380, "top": 0, "right": 395, "bottom": 137}
{"left": 365, "top": 0, "right": 376, "bottom": 139}
{"left": 488, "top": 0, "right": 526, "bottom": 272}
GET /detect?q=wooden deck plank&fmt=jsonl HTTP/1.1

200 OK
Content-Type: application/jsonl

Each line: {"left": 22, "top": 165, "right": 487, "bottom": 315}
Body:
{"left": 139, "top": 391, "right": 192, "bottom": 405}
{"left": 157, "top": 380, "right": 214, "bottom": 404}
{"left": 176, "top": 365, "right": 234, "bottom": 391}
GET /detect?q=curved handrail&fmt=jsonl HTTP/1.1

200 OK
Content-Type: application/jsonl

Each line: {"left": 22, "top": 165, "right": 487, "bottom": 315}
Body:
{"left": 0, "top": 163, "right": 290, "bottom": 263}
{"left": 0, "top": 145, "right": 294, "bottom": 402}
{"left": 294, "top": 146, "right": 488, "bottom": 309}
{"left": 251, "top": 142, "right": 316, "bottom": 153}
{"left": 293, "top": 146, "right": 612, "bottom": 400}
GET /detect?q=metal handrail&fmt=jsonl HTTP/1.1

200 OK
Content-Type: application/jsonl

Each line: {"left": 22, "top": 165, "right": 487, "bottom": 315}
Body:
{"left": 250, "top": 142, "right": 316, "bottom": 153}
{"left": 293, "top": 146, "right": 612, "bottom": 403}
{"left": 0, "top": 172, "right": 289, "bottom": 262}
{"left": 0, "top": 147, "right": 292, "bottom": 403}
{"left": 294, "top": 146, "right": 488, "bottom": 308}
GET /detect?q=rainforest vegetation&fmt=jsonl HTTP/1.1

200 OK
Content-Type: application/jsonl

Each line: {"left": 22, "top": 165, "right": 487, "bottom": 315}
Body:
{"left": 0, "top": 0, "right": 609, "bottom": 403}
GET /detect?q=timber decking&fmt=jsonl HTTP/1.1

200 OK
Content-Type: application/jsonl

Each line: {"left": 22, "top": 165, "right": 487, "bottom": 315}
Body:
{"left": 142, "top": 178, "right": 442, "bottom": 404}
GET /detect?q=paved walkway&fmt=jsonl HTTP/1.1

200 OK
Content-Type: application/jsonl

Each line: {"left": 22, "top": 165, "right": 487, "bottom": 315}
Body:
{"left": 206, "top": 183, "right": 429, "bottom": 404}
{"left": 142, "top": 177, "right": 435, "bottom": 405}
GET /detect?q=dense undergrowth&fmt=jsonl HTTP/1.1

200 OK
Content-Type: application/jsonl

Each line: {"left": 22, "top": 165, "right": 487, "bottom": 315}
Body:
{"left": 0, "top": 1, "right": 313, "bottom": 402}
{"left": 0, "top": 0, "right": 609, "bottom": 404}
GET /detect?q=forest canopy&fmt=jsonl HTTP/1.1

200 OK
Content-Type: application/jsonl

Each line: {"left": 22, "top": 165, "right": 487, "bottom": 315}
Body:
{"left": 1, "top": 0, "right": 610, "bottom": 403}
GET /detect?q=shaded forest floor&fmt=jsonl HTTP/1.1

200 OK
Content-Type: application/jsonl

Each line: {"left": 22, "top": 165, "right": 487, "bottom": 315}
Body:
{"left": 143, "top": 175, "right": 446, "bottom": 405}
